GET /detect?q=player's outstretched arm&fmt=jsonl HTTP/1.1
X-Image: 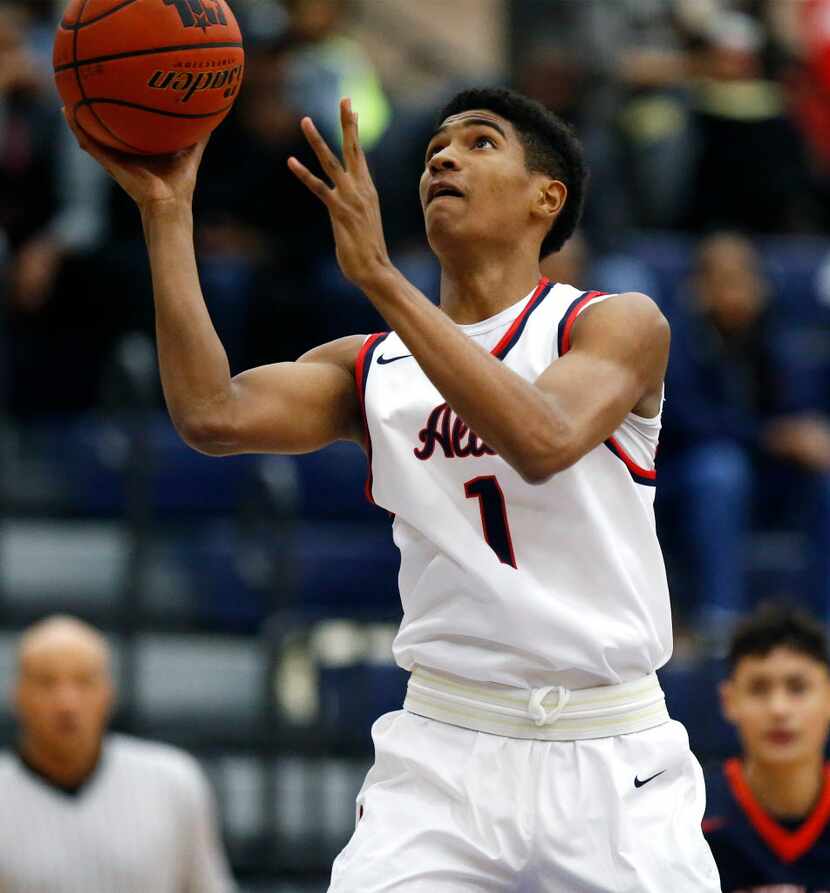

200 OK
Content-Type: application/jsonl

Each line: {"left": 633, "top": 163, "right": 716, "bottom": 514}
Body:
{"left": 62, "top": 111, "right": 363, "bottom": 456}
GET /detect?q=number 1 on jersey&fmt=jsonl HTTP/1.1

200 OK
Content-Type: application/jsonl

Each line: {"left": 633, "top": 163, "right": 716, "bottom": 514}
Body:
{"left": 464, "top": 475, "right": 517, "bottom": 568}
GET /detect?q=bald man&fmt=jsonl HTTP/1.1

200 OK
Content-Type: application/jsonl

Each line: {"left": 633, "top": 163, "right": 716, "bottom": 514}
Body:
{"left": 0, "top": 615, "right": 235, "bottom": 893}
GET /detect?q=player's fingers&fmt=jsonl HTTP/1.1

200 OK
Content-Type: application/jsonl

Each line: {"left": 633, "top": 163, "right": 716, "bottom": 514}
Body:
{"left": 61, "top": 107, "right": 122, "bottom": 174}
{"left": 340, "top": 97, "right": 358, "bottom": 170}
{"left": 300, "top": 116, "right": 344, "bottom": 184}
{"left": 181, "top": 133, "right": 211, "bottom": 169}
{"left": 352, "top": 111, "right": 373, "bottom": 182}
{"left": 287, "top": 156, "right": 334, "bottom": 205}
{"left": 340, "top": 98, "right": 370, "bottom": 181}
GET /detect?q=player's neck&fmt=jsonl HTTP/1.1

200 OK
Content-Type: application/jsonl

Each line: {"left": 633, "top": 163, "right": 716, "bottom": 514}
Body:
{"left": 743, "top": 754, "right": 827, "bottom": 820}
{"left": 438, "top": 251, "right": 542, "bottom": 325}
{"left": 19, "top": 734, "right": 103, "bottom": 791}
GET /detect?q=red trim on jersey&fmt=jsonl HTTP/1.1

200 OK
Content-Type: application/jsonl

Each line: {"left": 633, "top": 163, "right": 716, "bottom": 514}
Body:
{"left": 724, "top": 757, "right": 830, "bottom": 863}
{"left": 354, "top": 332, "right": 388, "bottom": 504}
{"left": 605, "top": 435, "right": 657, "bottom": 483}
{"left": 701, "top": 817, "right": 726, "bottom": 834}
{"left": 558, "top": 290, "right": 607, "bottom": 356}
{"left": 490, "top": 276, "right": 550, "bottom": 358}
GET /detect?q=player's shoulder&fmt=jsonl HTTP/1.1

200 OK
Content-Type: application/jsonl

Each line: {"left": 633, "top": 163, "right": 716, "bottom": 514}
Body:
{"left": 573, "top": 290, "right": 666, "bottom": 331}
{"left": 297, "top": 333, "right": 370, "bottom": 373}
{"left": 107, "top": 733, "right": 206, "bottom": 789}
{"left": 566, "top": 289, "right": 669, "bottom": 358}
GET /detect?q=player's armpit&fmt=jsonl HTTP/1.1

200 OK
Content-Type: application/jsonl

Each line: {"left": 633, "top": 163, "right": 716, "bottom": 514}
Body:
{"left": 185, "top": 334, "right": 366, "bottom": 456}
{"left": 532, "top": 292, "right": 670, "bottom": 474}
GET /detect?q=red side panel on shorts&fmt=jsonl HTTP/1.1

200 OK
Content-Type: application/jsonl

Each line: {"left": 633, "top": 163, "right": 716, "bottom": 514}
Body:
{"left": 354, "top": 332, "right": 389, "bottom": 504}
{"left": 725, "top": 757, "right": 830, "bottom": 863}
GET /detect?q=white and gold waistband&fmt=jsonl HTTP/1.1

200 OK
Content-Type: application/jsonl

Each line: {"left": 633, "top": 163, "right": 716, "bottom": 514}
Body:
{"left": 404, "top": 666, "right": 669, "bottom": 741}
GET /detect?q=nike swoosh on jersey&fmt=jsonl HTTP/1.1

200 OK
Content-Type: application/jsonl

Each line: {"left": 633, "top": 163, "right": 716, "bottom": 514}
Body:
{"left": 634, "top": 770, "right": 666, "bottom": 788}
{"left": 377, "top": 353, "right": 413, "bottom": 365}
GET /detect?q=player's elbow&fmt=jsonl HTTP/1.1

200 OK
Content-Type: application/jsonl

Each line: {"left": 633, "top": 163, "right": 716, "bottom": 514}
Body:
{"left": 515, "top": 422, "right": 579, "bottom": 484}
{"left": 175, "top": 412, "right": 238, "bottom": 456}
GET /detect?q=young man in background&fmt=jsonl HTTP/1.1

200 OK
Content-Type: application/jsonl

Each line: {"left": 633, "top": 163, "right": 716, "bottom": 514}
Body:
{"left": 705, "top": 603, "right": 830, "bottom": 890}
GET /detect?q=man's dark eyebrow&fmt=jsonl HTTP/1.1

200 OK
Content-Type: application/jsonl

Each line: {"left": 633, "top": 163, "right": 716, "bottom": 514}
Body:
{"left": 428, "top": 117, "right": 508, "bottom": 146}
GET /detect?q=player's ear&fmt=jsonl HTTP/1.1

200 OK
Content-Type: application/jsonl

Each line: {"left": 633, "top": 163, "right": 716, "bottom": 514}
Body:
{"left": 532, "top": 177, "right": 566, "bottom": 225}
{"left": 719, "top": 680, "right": 737, "bottom": 724}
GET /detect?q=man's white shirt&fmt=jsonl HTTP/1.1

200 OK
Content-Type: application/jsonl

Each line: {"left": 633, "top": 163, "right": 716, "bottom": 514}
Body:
{"left": 0, "top": 734, "right": 234, "bottom": 893}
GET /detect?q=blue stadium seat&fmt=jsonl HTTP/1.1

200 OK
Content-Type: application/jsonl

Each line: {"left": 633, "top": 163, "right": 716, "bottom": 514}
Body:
{"left": 0, "top": 519, "right": 130, "bottom": 621}
{"left": 132, "top": 632, "right": 267, "bottom": 744}
{"left": 289, "top": 443, "right": 378, "bottom": 522}
{"left": 11, "top": 412, "right": 270, "bottom": 518}
{"left": 141, "top": 520, "right": 290, "bottom": 630}
{"left": 269, "top": 617, "right": 407, "bottom": 754}
{"left": 144, "top": 414, "right": 260, "bottom": 515}
{"left": 661, "top": 658, "right": 739, "bottom": 763}
{"left": 760, "top": 236, "right": 830, "bottom": 325}
{"left": 292, "top": 521, "right": 400, "bottom": 616}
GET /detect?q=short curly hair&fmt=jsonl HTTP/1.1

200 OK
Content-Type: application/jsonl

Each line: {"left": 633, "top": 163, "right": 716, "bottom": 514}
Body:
{"left": 436, "top": 87, "right": 587, "bottom": 259}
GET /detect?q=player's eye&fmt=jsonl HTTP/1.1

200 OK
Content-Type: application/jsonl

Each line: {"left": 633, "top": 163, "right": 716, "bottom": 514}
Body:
{"left": 747, "top": 678, "right": 770, "bottom": 696}
{"left": 473, "top": 135, "right": 496, "bottom": 149}
{"left": 787, "top": 677, "right": 808, "bottom": 695}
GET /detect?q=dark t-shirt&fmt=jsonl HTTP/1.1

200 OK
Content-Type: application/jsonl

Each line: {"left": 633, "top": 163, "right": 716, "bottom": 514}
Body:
{"left": 704, "top": 759, "right": 830, "bottom": 893}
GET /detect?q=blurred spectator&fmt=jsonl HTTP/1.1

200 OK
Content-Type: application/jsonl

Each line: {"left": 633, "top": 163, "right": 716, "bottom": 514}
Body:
{"left": 0, "top": 3, "right": 128, "bottom": 417}
{"left": 0, "top": 8, "right": 56, "bottom": 273}
{"left": 792, "top": 0, "right": 830, "bottom": 227}
{"left": 685, "top": 8, "right": 814, "bottom": 232}
{"left": 0, "top": 616, "right": 235, "bottom": 892}
{"left": 192, "top": 35, "right": 355, "bottom": 368}
{"left": 515, "top": 0, "right": 698, "bottom": 244}
{"left": 540, "top": 230, "right": 660, "bottom": 299}
{"left": 704, "top": 603, "right": 830, "bottom": 889}
{"left": 659, "top": 233, "right": 830, "bottom": 635}
{"left": 280, "top": 0, "right": 391, "bottom": 151}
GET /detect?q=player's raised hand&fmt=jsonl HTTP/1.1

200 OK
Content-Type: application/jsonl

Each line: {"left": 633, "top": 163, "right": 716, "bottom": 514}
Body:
{"left": 288, "top": 98, "right": 392, "bottom": 291}
{"left": 62, "top": 108, "right": 209, "bottom": 213}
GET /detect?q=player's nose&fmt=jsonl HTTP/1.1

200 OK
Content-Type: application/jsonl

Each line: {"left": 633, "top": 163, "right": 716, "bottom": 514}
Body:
{"left": 428, "top": 149, "right": 460, "bottom": 174}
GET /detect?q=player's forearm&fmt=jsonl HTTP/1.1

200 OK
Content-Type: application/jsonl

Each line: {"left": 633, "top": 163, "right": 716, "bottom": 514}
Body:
{"left": 141, "top": 201, "right": 235, "bottom": 447}
{"left": 364, "top": 268, "right": 570, "bottom": 482}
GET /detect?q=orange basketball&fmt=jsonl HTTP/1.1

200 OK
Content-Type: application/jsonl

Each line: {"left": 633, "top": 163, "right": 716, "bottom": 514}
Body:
{"left": 53, "top": 0, "right": 244, "bottom": 155}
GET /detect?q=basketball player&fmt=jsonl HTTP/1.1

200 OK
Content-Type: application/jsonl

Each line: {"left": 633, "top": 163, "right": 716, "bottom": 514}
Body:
{"left": 64, "top": 87, "right": 721, "bottom": 890}
{"left": 0, "top": 616, "right": 234, "bottom": 892}
{"left": 704, "top": 604, "right": 830, "bottom": 891}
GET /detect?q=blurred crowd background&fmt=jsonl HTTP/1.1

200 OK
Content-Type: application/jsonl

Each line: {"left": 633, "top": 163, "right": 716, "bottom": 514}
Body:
{"left": 1, "top": 0, "right": 830, "bottom": 889}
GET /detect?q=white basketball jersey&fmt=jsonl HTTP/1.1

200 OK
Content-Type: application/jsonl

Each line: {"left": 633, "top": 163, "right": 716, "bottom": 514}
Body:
{"left": 356, "top": 277, "right": 672, "bottom": 691}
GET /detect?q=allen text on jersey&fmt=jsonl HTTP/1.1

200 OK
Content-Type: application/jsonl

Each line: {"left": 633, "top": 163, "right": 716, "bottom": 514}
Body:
{"left": 414, "top": 402, "right": 497, "bottom": 461}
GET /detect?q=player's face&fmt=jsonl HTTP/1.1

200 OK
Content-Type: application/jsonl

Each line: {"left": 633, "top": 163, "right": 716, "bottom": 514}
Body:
{"left": 419, "top": 110, "right": 557, "bottom": 257}
{"left": 721, "top": 648, "right": 830, "bottom": 766}
{"left": 15, "top": 641, "right": 113, "bottom": 761}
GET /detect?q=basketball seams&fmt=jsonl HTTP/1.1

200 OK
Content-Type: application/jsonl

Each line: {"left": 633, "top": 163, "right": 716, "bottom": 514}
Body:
{"left": 79, "top": 97, "right": 235, "bottom": 119}
{"left": 61, "top": 0, "right": 141, "bottom": 31}
{"left": 54, "top": 41, "right": 244, "bottom": 74}
{"left": 72, "top": 0, "right": 142, "bottom": 152}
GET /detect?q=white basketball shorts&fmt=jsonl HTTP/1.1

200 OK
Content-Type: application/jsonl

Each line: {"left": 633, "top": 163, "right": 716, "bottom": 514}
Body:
{"left": 328, "top": 710, "right": 722, "bottom": 892}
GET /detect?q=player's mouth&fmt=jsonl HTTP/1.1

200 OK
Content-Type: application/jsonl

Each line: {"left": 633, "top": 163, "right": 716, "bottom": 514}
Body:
{"left": 764, "top": 729, "right": 798, "bottom": 746}
{"left": 427, "top": 181, "right": 465, "bottom": 205}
